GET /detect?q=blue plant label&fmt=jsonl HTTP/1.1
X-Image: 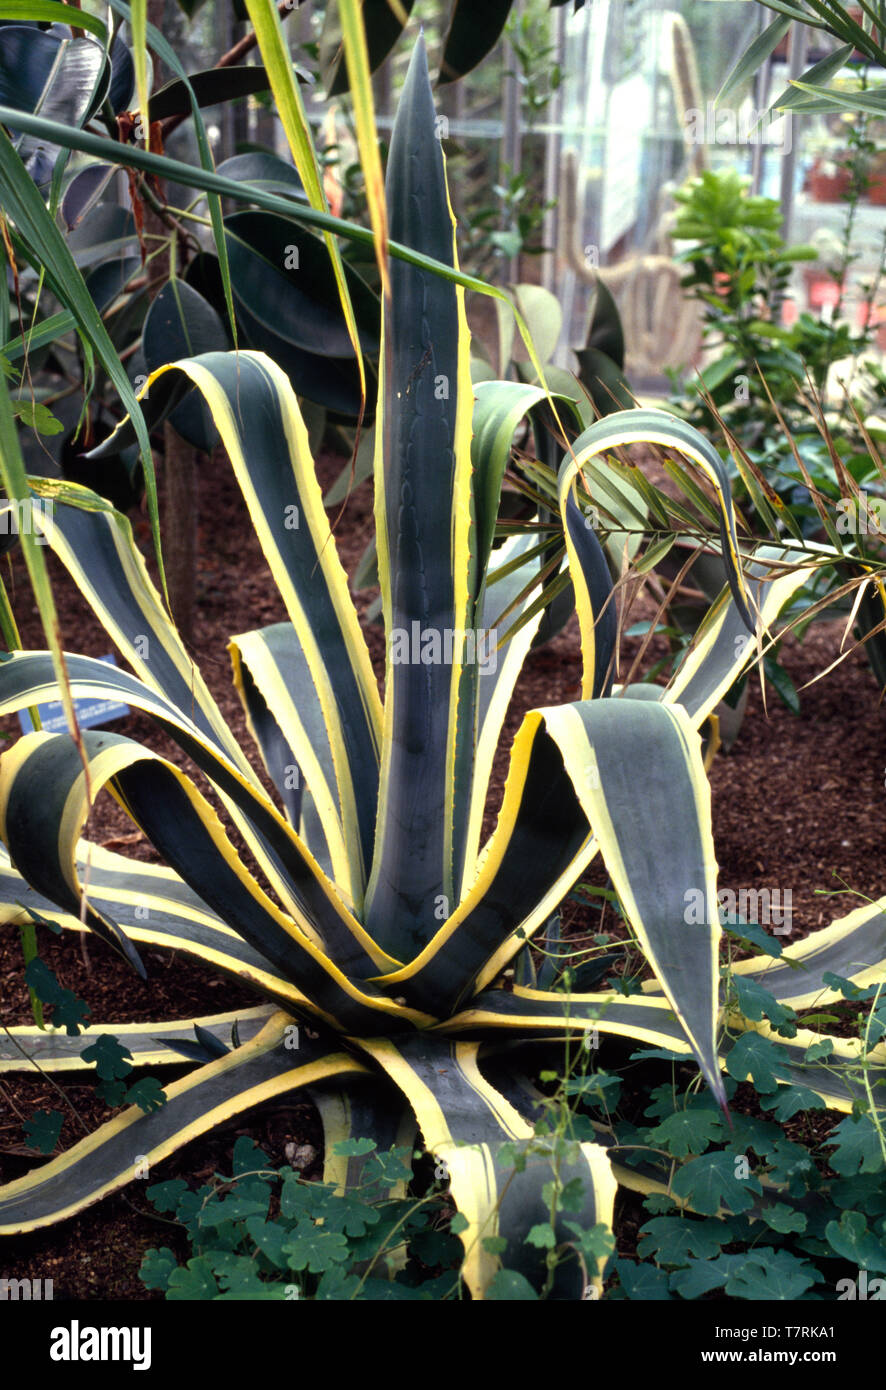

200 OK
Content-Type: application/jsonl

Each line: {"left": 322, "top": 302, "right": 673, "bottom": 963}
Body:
{"left": 17, "top": 654, "right": 130, "bottom": 735}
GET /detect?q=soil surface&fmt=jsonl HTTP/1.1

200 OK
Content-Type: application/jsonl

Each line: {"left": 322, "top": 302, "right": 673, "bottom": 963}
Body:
{"left": 1, "top": 442, "right": 884, "bottom": 1298}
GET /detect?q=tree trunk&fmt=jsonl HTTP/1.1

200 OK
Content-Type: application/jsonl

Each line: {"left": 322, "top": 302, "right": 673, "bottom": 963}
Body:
{"left": 145, "top": 0, "right": 198, "bottom": 646}
{"left": 162, "top": 425, "right": 198, "bottom": 645}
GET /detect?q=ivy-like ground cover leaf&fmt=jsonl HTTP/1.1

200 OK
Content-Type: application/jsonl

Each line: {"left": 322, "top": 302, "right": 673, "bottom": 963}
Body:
{"left": 22, "top": 1108, "right": 62, "bottom": 1154}
{"left": 823, "top": 1206, "right": 886, "bottom": 1273}
{"left": 825, "top": 1210, "right": 886, "bottom": 1272}
{"left": 80, "top": 1033, "right": 133, "bottom": 1079}
{"left": 615, "top": 1259, "right": 673, "bottom": 1299}
{"left": 724, "top": 1031, "right": 794, "bottom": 1092}
{"left": 765, "top": 1140, "right": 818, "bottom": 1194}
{"left": 671, "top": 1151, "right": 762, "bottom": 1215}
{"left": 731, "top": 976, "right": 797, "bottom": 1035}
{"left": 485, "top": 1269, "right": 539, "bottom": 1300}
{"left": 724, "top": 920, "right": 783, "bottom": 957}
{"left": 242, "top": 1218, "right": 289, "bottom": 1269}
{"left": 166, "top": 1256, "right": 219, "bottom": 1301}
{"left": 724, "top": 1249, "right": 820, "bottom": 1301}
{"left": 284, "top": 1220, "right": 351, "bottom": 1273}
{"left": 637, "top": 1214, "right": 735, "bottom": 1264}
{"left": 827, "top": 1115, "right": 886, "bottom": 1177}
{"left": 670, "top": 1255, "right": 741, "bottom": 1299}
{"left": 139, "top": 1246, "right": 178, "bottom": 1291}
{"left": 760, "top": 1084, "right": 826, "bottom": 1122}
{"left": 124, "top": 1077, "right": 166, "bottom": 1113}
{"left": 23, "top": 957, "right": 90, "bottom": 1034}
{"left": 830, "top": 1174, "right": 886, "bottom": 1217}
{"left": 760, "top": 1203, "right": 807, "bottom": 1235}
{"left": 646, "top": 1107, "right": 723, "bottom": 1157}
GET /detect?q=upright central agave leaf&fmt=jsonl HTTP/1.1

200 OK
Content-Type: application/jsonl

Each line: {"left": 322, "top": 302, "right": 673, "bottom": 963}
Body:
{"left": 364, "top": 40, "right": 477, "bottom": 958}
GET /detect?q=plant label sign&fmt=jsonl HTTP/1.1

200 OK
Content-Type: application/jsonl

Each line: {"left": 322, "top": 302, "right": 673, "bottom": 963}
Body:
{"left": 16, "top": 654, "right": 130, "bottom": 734}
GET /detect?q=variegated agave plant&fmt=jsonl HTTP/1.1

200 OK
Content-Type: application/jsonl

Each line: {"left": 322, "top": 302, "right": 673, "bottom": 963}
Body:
{"left": 1, "top": 41, "right": 884, "bottom": 1299}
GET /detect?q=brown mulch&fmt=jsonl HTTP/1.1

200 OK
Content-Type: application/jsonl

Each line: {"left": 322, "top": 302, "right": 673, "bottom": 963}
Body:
{"left": 0, "top": 442, "right": 883, "bottom": 1297}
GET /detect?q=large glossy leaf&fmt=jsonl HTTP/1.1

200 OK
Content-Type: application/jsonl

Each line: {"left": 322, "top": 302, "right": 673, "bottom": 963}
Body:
{"left": 108, "top": 32, "right": 134, "bottom": 113}
{"left": 109, "top": 0, "right": 238, "bottom": 351}
{"left": 0, "top": 101, "right": 514, "bottom": 301}
{"left": 147, "top": 64, "right": 271, "bottom": 121}
{"left": 224, "top": 211, "right": 380, "bottom": 359}
{"left": 60, "top": 162, "right": 115, "bottom": 230}
{"left": 320, "top": 0, "right": 417, "bottom": 96}
{"left": 0, "top": 24, "right": 105, "bottom": 184}
{"left": 216, "top": 151, "right": 306, "bottom": 203}
{"left": 244, "top": 0, "right": 368, "bottom": 414}
{"left": 439, "top": 0, "right": 513, "bottom": 84}
{"left": 142, "top": 279, "right": 229, "bottom": 451}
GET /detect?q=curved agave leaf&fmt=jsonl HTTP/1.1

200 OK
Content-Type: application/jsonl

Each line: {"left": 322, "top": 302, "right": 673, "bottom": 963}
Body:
{"left": 357, "top": 1035, "right": 617, "bottom": 1298}
{"left": 0, "top": 649, "right": 392, "bottom": 975}
{"left": 382, "top": 699, "right": 725, "bottom": 1106}
{"left": 308, "top": 1075, "right": 413, "bottom": 1194}
{"left": 462, "top": 530, "right": 545, "bottom": 891}
{"left": 444, "top": 989, "right": 883, "bottom": 1116}
{"left": 0, "top": 730, "right": 146, "bottom": 974}
{"left": 0, "top": 1012, "right": 368, "bottom": 1235}
{"left": 561, "top": 411, "right": 754, "bottom": 700}
{"left": 229, "top": 623, "right": 347, "bottom": 891}
{"left": 661, "top": 542, "right": 819, "bottom": 725}
{"left": 731, "top": 896, "right": 886, "bottom": 1007}
{"left": 0, "top": 840, "right": 310, "bottom": 1011}
{"left": 471, "top": 378, "right": 582, "bottom": 587}
{"left": 0, "top": 1006, "right": 273, "bottom": 1072}
{"left": 90, "top": 353, "right": 383, "bottom": 894}
{"left": 1, "top": 730, "right": 428, "bottom": 1033}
